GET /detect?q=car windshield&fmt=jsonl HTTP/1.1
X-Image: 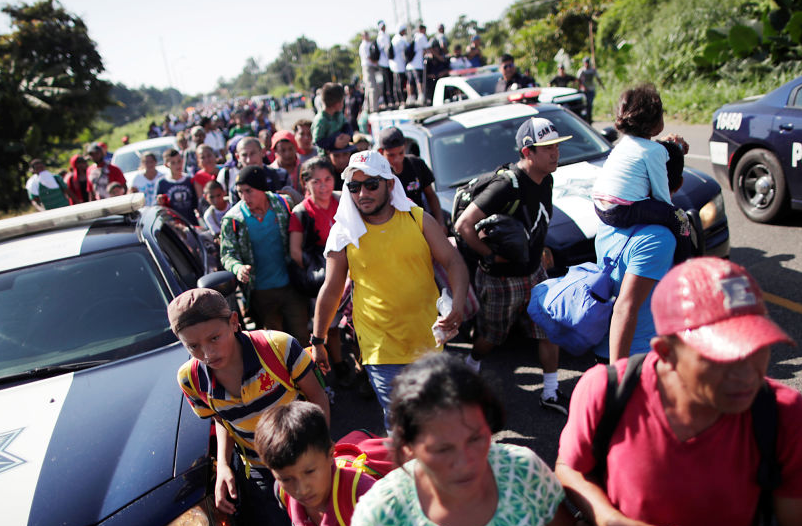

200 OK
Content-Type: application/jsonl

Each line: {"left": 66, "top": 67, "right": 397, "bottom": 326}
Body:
{"left": 430, "top": 109, "right": 612, "bottom": 188}
{"left": 466, "top": 73, "right": 502, "bottom": 96}
{"left": 113, "top": 144, "right": 174, "bottom": 173}
{"left": 0, "top": 248, "right": 174, "bottom": 382}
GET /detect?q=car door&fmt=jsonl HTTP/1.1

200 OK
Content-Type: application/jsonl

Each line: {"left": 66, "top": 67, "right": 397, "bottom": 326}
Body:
{"left": 771, "top": 81, "right": 802, "bottom": 205}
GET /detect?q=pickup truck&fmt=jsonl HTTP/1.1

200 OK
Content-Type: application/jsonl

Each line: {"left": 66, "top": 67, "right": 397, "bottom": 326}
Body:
{"left": 432, "top": 65, "right": 587, "bottom": 119}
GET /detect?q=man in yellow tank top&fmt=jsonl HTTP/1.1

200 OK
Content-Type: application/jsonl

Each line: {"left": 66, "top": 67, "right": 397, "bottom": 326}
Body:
{"left": 312, "top": 151, "right": 468, "bottom": 429}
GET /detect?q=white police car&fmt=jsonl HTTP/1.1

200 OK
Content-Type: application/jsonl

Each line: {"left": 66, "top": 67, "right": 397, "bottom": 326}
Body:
{"left": 0, "top": 195, "right": 234, "bottom": 526}
{"left": 709, "top": 75, "right": 802, "bottom": 223}
{"left": 377, "top": 99, "right": 730, "bottom": 274}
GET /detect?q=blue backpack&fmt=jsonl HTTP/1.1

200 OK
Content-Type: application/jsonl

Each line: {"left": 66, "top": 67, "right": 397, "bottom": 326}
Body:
{"left": 527, "top": 228, "right": 639, "bottom": 356}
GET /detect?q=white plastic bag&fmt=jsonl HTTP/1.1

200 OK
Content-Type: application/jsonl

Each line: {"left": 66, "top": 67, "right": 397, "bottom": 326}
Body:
{"left": 431, "top": 288, "right": 459, "bottom": 346}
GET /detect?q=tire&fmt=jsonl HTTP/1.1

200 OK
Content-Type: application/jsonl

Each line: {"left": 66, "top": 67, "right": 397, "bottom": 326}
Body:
{"left": 733, "top": 148, "right": 788, "bottom": 223}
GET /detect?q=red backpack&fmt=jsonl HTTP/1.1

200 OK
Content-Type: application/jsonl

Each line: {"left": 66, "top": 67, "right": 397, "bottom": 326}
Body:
{"left": 278, "top": 430, "right": 395, "bottom": 526}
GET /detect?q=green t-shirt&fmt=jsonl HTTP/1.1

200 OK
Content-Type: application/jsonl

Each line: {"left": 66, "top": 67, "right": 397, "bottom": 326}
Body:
{"left": 351, "top": 443, "right": 564, "bottom": 526}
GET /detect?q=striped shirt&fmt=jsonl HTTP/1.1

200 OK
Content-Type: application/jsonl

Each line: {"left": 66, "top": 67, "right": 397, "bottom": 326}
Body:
{"left": 177, "top": 330, "right": 313, "bottom": 468}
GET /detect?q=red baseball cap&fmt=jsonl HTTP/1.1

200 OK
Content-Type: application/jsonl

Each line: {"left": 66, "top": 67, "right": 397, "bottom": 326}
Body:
{"left": 271, "top": 130, "right": 298, "bottom": 152}
{"left": 651, "top": 257, "right": 793, "bottom": 362}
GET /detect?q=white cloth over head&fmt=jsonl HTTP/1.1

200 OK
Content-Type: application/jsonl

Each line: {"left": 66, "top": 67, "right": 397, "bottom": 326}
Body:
{"left": 325, "top": 150, "right": 412, "bottom": 255}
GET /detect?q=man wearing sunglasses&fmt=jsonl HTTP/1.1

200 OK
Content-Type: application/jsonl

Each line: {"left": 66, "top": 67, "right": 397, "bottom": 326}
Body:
{"left": 312, "top": 151, "right": 469, "bottom": 430}
{"left": 495, "top": 53, "right": 536, "bottom": 93}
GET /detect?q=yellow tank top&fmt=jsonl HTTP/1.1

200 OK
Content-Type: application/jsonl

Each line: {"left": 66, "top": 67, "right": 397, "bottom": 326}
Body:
{"left": 347, "top": 207, "right": 440, "bottom": 364}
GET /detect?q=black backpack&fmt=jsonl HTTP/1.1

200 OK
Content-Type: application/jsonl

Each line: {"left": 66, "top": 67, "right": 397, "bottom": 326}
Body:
{"left": 369, "top": 40, "right": 381, "bottom": 62}
{"left": 590, "top": 353, "right": 781, "bottom": 526}
{"left": 451, "top": 168, "right": 521, "bottom": 233}
{"left": 387, "top": 40, "right": 395, "bottom": 60}
{"left": 404, "top": 40, "right": 416, "bottom": 62}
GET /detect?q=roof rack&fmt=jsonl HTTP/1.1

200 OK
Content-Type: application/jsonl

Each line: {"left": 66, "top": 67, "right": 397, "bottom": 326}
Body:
{"left": 0, "top": 193, "right": 145, "bottom": 242}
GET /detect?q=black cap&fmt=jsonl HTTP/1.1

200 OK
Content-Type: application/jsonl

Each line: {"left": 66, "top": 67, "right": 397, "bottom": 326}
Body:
{"left": 236, "top": 165, "right": 270, "bottom": 191}
{"left": 379, "top": 127, "right": 405, "bottom": 149}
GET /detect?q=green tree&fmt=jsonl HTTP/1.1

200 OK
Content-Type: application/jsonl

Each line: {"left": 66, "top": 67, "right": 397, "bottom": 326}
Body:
{"left": 0, "top": 0, "right": 111, "bottom": 211}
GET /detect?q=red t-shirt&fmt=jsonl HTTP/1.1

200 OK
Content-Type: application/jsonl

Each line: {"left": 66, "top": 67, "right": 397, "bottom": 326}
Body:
{"left": 280, "top": 464, "right": 375, "bottom": 526}
{"left": 558, "top": 352, "right": 802, "bottom": 526}
{"left": 288, "top": 196, "right": 339, "bottom": 246}
{"left": 192, "top": 169, "right": 216, "bottom": 190}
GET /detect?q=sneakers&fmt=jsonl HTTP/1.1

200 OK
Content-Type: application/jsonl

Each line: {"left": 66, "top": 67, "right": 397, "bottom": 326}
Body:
{"left": 540, "top": 390, "right": 569, "bottom": 416}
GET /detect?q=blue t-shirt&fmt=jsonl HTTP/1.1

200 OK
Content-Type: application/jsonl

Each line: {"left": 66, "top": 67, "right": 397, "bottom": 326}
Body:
{"left": 156, "top": 175, "right": 198, "bottom": 225}
{"left": 243, "top": 207, "right": 289, "bottom": 290}
{"left": 592, "top": 223, "right": 675, "bottom": 359}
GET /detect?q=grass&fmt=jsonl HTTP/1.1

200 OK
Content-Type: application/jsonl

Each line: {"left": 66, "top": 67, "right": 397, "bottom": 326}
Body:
{"left": 593, "top": 72, "right": 801, "bottom": 124}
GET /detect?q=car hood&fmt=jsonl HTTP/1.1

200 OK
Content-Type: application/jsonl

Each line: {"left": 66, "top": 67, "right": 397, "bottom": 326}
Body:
{"left": 1, "top": 343, "right": 193, "bottom": 526}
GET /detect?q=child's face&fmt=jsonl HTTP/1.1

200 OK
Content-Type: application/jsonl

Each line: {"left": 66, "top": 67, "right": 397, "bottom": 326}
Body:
{"left": 165, "top": 155, "right": 184, "bottom": 177}
{"left": 271, "top": 447, "right": 334, "bottom": 512}
{"left": 199, "top": 148, "right": 216, "bottom": 168}
{"left": 176, "top": 313, "right": 239, "bottom": 370}
{"left": 295, "top": 125, "right": 313, "bottom": 150}
{"left": 205, "top": 188, "right": 227, "bottom": 211}
{"left": 109, "top": 186, "right": 125, "bottom": 197}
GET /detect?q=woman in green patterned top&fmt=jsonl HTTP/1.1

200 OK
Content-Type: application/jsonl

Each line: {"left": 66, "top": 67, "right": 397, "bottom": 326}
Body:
{"left": 351, "top": 353, "right": 573, "bottom": 526}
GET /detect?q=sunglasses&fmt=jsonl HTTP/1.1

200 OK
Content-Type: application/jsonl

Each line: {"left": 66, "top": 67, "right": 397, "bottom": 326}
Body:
{"left": 347, "top": 177, "right": 384, "bottom": 193}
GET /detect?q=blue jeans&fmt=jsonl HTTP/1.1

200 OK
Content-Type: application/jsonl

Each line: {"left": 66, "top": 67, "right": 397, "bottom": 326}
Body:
{"left": 364, "top": 363, "right": 408, "bottom": 431}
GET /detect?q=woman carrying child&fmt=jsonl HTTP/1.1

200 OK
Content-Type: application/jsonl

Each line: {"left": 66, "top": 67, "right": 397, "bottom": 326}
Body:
{"left": 352, "top": 353, "right": 573, "bottom": 526}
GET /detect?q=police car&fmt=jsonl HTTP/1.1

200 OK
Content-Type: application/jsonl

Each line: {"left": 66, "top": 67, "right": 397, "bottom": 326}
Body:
{"left": 0, "top": 195, "right": 233, "bottom": 526}
{"left": 372, "top": 98, "right": 730, "bottom": 274}
{"left": 709, "top": 75, "right": 802, "bottom": 223}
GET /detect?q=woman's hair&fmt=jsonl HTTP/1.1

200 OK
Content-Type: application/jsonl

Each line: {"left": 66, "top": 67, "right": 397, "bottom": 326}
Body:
{"left": 300, "top": 156, "right": 336, "bottom": 185}
{"left": 254, "top": 401, "right": 333, "bottom": 470}
{"left": 389, "top": 353, "right": 505, "bottom": 465}
{"left": 615, "top": 83, "right": 663, "bottom": 138}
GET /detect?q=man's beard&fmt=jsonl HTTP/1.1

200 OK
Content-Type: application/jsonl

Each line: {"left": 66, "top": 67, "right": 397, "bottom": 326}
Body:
{"left": 359, "top": 189, "right": 391, "bottom": 217}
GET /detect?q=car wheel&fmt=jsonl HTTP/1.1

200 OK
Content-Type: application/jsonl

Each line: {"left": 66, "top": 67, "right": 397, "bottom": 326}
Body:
{"left": 733, "top": 149, "right": 788, "bottom": 223}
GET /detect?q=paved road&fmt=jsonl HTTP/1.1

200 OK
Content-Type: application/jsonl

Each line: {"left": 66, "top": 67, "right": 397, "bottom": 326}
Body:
{"left": 277, "top": 108, "right": 802, "bottom": 467}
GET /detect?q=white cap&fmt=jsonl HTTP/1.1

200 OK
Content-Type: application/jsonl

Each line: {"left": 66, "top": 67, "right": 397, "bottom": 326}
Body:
{"left": 342, "top": 151, "right": 393, "bottom": 182}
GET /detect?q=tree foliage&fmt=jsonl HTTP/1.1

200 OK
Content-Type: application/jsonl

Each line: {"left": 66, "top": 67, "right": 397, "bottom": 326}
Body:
{"left": 102, "top": 84, "right": 183, "bottom": 126}
{"left": 0, "top": 0, "right": 111, "bottom": 211}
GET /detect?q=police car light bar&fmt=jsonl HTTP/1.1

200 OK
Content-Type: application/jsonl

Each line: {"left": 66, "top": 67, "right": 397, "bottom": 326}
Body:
{"left": 403, "top": 91, "right": 525, "bottom": 123}
{"left": 0, "top": 193, "right": 145, "bottom": 242}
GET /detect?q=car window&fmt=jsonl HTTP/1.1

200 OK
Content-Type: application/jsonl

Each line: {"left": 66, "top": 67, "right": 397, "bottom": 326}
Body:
{"left": 0, "top": 248, "right": 173, "bottom": 381}
{"left": 444, "top": 86, "right": 468, "bottom": 102}
{"left": 466, "top": 74, "right": 502, "bottom": 96}
{"left": 113, "top": 144, "right": 175, "bottom": 173}
{"left": 789, "top": 86, "right": 802, "bottom": 109}
{"left": 156, "top": 226, "right": 202, "bottom": 290}
{"left": 430, "top": 110, "right": 611, "bottom": 188}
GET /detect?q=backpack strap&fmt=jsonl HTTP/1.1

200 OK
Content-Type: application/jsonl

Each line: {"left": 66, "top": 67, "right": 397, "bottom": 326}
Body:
{"left": 752, "top": 381, "right": 780, "bottom": 526}
{"left": 496, "top": 168, "right": 521, "bottom": 216}
{"left": 590, "top": 352, "right": 648, "bottom": 483}
{"left": 331, "top": 464, "right": 359, "bottom": 526}
{"left": 188, "top": 360, "right": 209, "bottom": 407}
{"left": 246, "top": 330, "right": 295, "bottom": 392}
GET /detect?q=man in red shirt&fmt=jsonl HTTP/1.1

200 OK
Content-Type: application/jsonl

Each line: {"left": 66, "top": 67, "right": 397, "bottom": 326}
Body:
{"left": 86, "top": 142, "right": 126, "bottom": 200}
{"left": 556, "top": 257, "right": 802, "bottom": 526}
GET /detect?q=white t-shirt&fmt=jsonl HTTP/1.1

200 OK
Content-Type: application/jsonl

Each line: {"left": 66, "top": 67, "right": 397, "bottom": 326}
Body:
{"left": 410, "top": 32, "right": 428, "bottom": 70}
{"left": 376, "top": 30, "right": 391, "bottom": 68}
{"left": 26, "top": 170, "right": 60, "bottom": 196}
{"left": 131, "top": 171, "right": 164, "bottom": 206}
{"left": 389, "top": 34, "right": 408, "bottom": 73}
{"left": 359, "top": 40, "right": 375, "bottom": 68}
{"left": 450, "top": 56, "right": 471, "bottom": 70}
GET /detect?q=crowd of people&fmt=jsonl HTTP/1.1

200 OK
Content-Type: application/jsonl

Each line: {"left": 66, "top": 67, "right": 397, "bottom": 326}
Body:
{"left": 22, "top": 52, "right": 802, "bottom": 525}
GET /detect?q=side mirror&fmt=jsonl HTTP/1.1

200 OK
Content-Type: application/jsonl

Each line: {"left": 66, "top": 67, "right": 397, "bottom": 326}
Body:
{"left": 197, "top": 270, "right": 238, "bottom": 297}
{"left": 600, "top": 126, "right": 618, "bottom": 144}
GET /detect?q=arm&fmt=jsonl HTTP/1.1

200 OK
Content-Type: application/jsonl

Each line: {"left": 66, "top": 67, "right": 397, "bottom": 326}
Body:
{"left": 214, "top": 420, "right": 238, "bottom": 514}
{"left": 454, "top": 202, "right": 506, "bottom": 263}
{"left": 555, "top": 461, "right": 655, "bottom": 526}
{"left": 607, "top": 273, "right": 658, "bottom": 362}
{"left": 30, "top": 196, "right": 45, "bottom": 212}
{"left": 289, "top": 231, "right": 304, "bottom": 267}
{"left": 296, "top": 367, "right": 331, "bottom": 427}
{"left": 220, "top": 218, "right": 251, "bottom": 283}
{"left": 422, "top": 212, "right": 468, "bottom": 328}
{"left": 311, "top": 249, "right": 349, "bottom": 372}
{"left": 422, "top": 184, "right": 446, "bottom": 231}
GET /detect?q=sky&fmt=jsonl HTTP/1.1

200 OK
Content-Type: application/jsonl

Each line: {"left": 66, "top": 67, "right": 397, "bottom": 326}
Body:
{"left": 1, "top": 0, "right": 509, "bottom": 94}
